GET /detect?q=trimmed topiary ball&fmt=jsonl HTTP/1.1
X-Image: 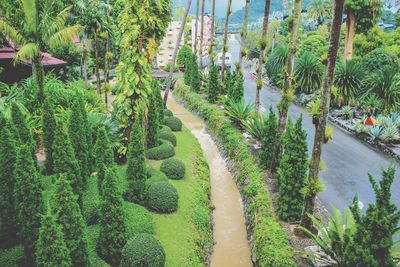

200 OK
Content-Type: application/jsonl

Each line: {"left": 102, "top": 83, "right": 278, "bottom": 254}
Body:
{"left": 146, "top": 143, "right": 175, "bottom": 160}
{"left": 160, "top": 130, "right": 176, "bottom": 146}
{"left": 160, "top": 158, "right": 186, "bottom": 180}
{"left": 147, "top": 182, "right": 178, "bottom": 213}
{"left": 120, "top": 233, "right": 165, "bottom": 267}
{"left": 163, "top": 116, "right": 182, "bottom": 131}
{"left": 144, "top": 168, "right": 168, "bottom": 195}
{"left": 163, "top": 109, "right": 173, "bottom": 118}
{"left": 161, "top": 125, "right": 172, "bottom": 133}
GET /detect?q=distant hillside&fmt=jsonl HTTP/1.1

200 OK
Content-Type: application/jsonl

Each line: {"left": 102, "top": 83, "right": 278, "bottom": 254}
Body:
{"left": 230, "top": 0, "right": 310, "bottom": 23}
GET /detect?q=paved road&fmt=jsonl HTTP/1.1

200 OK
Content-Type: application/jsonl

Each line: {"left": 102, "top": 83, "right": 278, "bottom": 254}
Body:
{"left": 227, "top": 36, "right": 400, "bottom": 213}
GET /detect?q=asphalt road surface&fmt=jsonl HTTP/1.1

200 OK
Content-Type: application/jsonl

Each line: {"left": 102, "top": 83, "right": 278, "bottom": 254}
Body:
{"left": 227, "top": 36, "right": 400, "bottom": 213}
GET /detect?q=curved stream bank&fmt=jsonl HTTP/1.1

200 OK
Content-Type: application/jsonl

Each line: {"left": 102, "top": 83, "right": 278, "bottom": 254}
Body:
{"left": 167, "top": 96, "right": 252, "bottom": 267}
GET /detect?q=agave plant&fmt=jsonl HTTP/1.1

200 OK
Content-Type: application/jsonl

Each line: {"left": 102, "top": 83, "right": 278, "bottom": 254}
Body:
{"left": 354, "top": 122, "right": 370, "bottom": 134}
{"left": 376, "top": 115, "right": 395, "bottom": 129}
{"left": 294, "top": 52, "right": 324, "bottom": 94}
{"left": 224, "top": 99, "right": 255, "bottom": 128}
{"left": 299, "top": 207, "right": 356, "bottom": 266}
{"left": 369, "top": 126, "right": 383, "bottom": 140}
{"left": 381, "top": 126, "right": 400, "bottom": 142}
{"left": 334, "top": 60, "right": 364, "bottom": 105}
{"left": 389, "top": 112, "right": 400, "bottom": 127}
{"left": 243, "top": 114, "right": 268, "bottom": 141}
{"left": 340, "top": 105, "right": 353, "bottom": 120}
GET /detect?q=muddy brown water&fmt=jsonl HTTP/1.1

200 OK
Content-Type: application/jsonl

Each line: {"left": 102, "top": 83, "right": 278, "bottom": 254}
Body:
{"left": 167, "top": 96, "right": 252, "bottom": 267}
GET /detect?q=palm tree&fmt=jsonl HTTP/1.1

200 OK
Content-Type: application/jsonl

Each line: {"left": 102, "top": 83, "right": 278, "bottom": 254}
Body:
{"left": 255, "top": 0, "right": 271, "bottom": 112}
{"left": 163, "top": 0, "right": 192, "bottom": 104}
{"left": 0, "top": 0, "right": 81, "bottom": 104}
{"left": 334, "top": 60, "right": 364, "bottom": 105}
{"left": 239, "top": 0, "right": 251, "bottom": 69}
{"left": 194, "top": 0, "right": 199, "bottom": 55}
{"left": 209, "top": 0, "right": 216, "bottom": 58}
{"left": 199, "top": 0, "right": 205, "bottom": 69}
{"left": 220, "top": 0, "right": 233, "bottom": 87}
{"left": 294, "top": 52, "right": 324, "bottom": 94}
{"left": 271, "top": 0, "right": 302, "bottom": 170}
{"left": 307, "top": 0, "right": 333, "bottom": 25}
{"left": 300, "top": 0, "right": 345, "bottom": 231}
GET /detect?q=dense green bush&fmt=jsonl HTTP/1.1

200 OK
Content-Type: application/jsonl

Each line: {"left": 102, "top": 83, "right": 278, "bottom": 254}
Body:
{"left": 42, "top": 98, "right": 56, "bottom": 175}
{"left": 163, "top": 109, "right": 173, "bottom": 118}
{"left": 159, "top": 130, "right": 177, "bottom": 146}
{"left": 120, "top": 234, "right": 165, "bottom": 267}
{"left": 147, "top": 182, "right": 178, "bottom": 213}
{"left": 174, "top": 81, "right": 296, "bottom": 266}
{"left": 163, "top": 116, "right": 182, "bottom": 131}
{"left": 146, "top": 143, "right": 175, "bottom": 160}
{"left": 362, "top": 48, "right": 399, "bottom": 72}
{"left": 124, "top": 202, "right": 154, "bottom": 237}
{"left": 160, "top": 158, "right": 186, "bottom": 180}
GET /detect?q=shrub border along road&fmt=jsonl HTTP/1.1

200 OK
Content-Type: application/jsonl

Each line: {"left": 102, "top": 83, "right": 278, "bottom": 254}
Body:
{"left": 173, "top": 80, "right": 296, "bottom": 267}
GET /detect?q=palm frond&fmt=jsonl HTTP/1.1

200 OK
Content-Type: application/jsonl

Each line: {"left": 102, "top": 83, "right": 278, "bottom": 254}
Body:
{"left": 21, "top": 0, "right": 38, "bottom": 33}
{"left": 47, "top": 25, "right": 82, "bottom": 50}
{"left": 42, "top": 6, "right": 73, "bottom": 40}
{"left": 13, "top": 43, "right": 39, "bottom": 64}
{"left": 0, "top": 20, "right": 25, "bottom": 45}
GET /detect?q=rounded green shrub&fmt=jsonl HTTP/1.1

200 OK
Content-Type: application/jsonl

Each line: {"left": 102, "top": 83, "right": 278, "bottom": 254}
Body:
{"left": 124, "top": 203, "right": 154, "bottom": 236}
{"left": 160, "top": 158, "right": 186, "bottom": 180}
{"left": 147, "top": 182, "right": 178, "bottom": 213}
{"left": 163, "top": 116, "right": 182, "bottom": 131}
{"left": 160, "top": 130, "right": 177, "bottom": 146}
{"left": 145, "top": 169, "right": 168, "bottom": 195}
{"left": 161, "top": 125, "right": 172, "bottom": 133}
{"left": 163, "top": 109, "right": 173, "bottom": 118}
{"left": 120, "top": 234, "right": 165, "bottom": 267}
{"left": 146, "top": 143, "right": 175, "bottom": 160}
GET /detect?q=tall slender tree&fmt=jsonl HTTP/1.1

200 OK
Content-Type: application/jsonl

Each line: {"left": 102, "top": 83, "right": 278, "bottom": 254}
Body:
{"left": 54, "top": 175, "right": 90, "bottom": 267}
{"left": 94, "top": 127, "right": 114, "bottom": 192}
{"left": 147, "top": 87, "right": 161, "bottom": 149}
{"left": 220, "top": 0, "right": 233, "bottom": 86}
{"left": 209, "top": 0, "right": 216, "bottom": 58}
{"left": 194, "top": 0, "right": 200, "bottom": 55}
{"left": 255, "top": 0, "right": 271, "bottom": 112}
{"left": 163, "top": 0, "right": 192, "bottom": 104}
{"left": 199, "top": 0, "right": 205, "bottom": 69}
{"left": 0, "top": 0, "right": 80, "bottom": 104}
{"left": 239, "top": 0, "right": 251, "bottom": 69}
{"left": 35, "top": 207, "right": 72, "bottom": 267}
{"left": 0, "top": 114, "right": 17, "bottom": 248}
{"left": 273, "top": 0, "right": 302, "bottom": 171}
{"left": 14, "top": 145, "right": 43, "bottom": 264}
{"left": 300, "top": 0, "right": 345, "bottom": 230}
{"left": 42, "top": 98, "right": 56, "bottom": 175}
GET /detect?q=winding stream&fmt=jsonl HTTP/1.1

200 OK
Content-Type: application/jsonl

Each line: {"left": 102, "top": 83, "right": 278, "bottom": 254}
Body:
{"left": 167, "top": 96, "right": 252, "bottom": 267}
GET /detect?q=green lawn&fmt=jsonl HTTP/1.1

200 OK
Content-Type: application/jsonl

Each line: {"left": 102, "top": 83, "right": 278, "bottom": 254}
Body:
{"left": 0, "top": 127, "right": 211, "bottom": 267}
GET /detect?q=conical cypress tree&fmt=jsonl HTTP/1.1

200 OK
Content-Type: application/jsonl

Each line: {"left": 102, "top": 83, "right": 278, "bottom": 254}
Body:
{"left": 42, "top": 98, "right": 56, "bottom": 175}
{"left": 259, "top": 107, "right": 279, "bottom": 170}
{"left": 0, "top": 113, "right": 18, "bottom": 248}
{"left": 35, "top": 207, "right": 72, "bottom": 267}
{"left": 229, "top": 72, "right": 244, "bottom": 103}
{"left": 78, "top": 97, "right": 94, "bottom": 173}
{"left": 208, "top": 63, "right": 220, "bottom": 103}
{"left": 14, "top": 145, "right": 43, "bottom": 264}
{"left": 98, "top": 166, "right": 127, "bottom": 266}
{"left": 344, "top": 167, "right": 400, "bottom": 267}
{"left": 54, "top": 175, "right": 90, "bottom": 267}
{"left": 126, "top": 116, "right": 147, "bottom": 203}
{"left": 11, "top": 102, "right": 37, "bottom": 168}
{"left": 184, "top": 53, "right": 194, "bottom": 86}
{"left": 152, "top": 79, "right": 164, "bottom": 120}
{"left": 69, "top": 98, "right": 90, "bottom": 188}
{"left": 52, "top": 123, "right": 83, "bottom": 204}
{"left": 190, "top": 54, "right": 201, "bottom": 92}
{"left": 94, "top": 127, "right": 114, "bottom": 192}
{"left": 276, "top": 116, "right": 308, "bottom": 222}
{"left": 224, "top": 69, "right": 233, "bottom": 95}
{"left": 146, "top": 90, "right": 160, "bottom": 149}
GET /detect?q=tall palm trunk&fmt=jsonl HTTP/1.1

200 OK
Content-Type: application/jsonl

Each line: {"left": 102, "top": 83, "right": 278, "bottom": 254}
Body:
{"left": 163, "top": 0, "right": 192, "bottom": 104}
{"left": 209, "top": 0, "right": 216, "bottom": 59}
{"left": 272, "top": 0, "right": 302, "bottom": 171}
{"left": 221, "top": 0, "right": 233, "bottom": 87}
{"left": 93, "top": 29, "right": 101, "bottom": 94}
{"left": 239, "top": 0, "right": 251, "bottom": 70}
{"left": 33, "top": 54, "right": 45, "bottom": 104}
{"left": 82, "top": 33, "right": 89, "bottom": 85}
{"left": 194, "top": 0, "right": 199, "bottom": 55}
{"left": 300, "top": 0, "right": 345, "bottom": 231}
{"left": 104, "top": 32, "right": 110, "bottom": 104}
{"left": 199, "top": 0, "right": 205, "bottom": 69}
{"left": 255, "top": 0, "right": 271, "bottom": 112}
{"left": 344, "top": 9, "right": 355, "bottom": 60}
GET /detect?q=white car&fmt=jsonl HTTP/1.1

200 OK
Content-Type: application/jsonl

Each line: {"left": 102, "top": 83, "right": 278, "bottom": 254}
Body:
{"left": 216, "top": 52, "right": 232, "bottom": 69}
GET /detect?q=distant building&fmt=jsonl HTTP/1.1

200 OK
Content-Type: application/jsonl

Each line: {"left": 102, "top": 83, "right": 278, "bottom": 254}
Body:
{"left": 190, "top": 14, "right": 213, "bottom": 65}
{"left": 156, "top": 21, "right": 184, "bottom": 69}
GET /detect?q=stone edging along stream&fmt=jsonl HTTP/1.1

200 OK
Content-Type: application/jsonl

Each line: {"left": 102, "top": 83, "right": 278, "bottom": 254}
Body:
{"left": 172, "top": 81, "right": 296, "bottom": 267}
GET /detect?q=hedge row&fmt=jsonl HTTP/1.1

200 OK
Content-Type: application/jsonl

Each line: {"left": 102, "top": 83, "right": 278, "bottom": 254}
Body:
{"left": 173, "top": 80, "right": 296, "bottom": 266}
